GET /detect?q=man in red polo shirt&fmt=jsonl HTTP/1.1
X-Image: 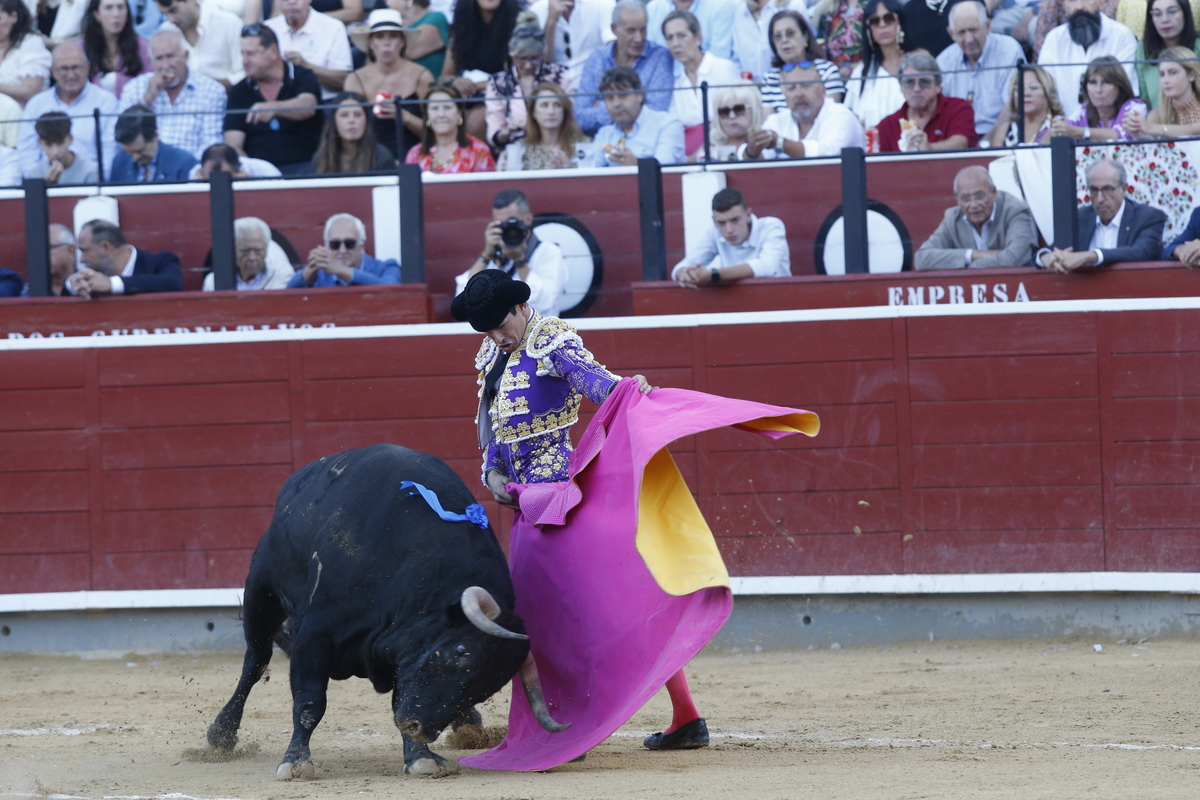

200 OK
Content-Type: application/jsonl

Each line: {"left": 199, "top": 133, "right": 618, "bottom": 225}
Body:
{"left": 878, "top": 52, "right": 978, "bottom": 152}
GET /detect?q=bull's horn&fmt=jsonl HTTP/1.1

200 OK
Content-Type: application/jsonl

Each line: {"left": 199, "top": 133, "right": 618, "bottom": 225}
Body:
{"left": 519, "top": 654, "right": 570, "bottom": 733}
{"left": 461, "top": 586, "right": 528, "bottom": 641}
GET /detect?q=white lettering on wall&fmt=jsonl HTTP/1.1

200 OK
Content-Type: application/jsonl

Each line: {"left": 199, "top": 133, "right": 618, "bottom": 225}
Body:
{"left": 887, "top": 282, "right": 1032, "bottom": 306}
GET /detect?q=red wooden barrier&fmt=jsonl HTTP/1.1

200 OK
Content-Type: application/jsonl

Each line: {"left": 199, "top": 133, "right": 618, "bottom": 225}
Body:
{"left": 3, "top": 302, "right": 1198, "bottom": 595}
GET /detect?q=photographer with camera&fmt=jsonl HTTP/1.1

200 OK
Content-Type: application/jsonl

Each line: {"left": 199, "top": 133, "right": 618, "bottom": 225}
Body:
{"left": 454, "top": 188, "right": 570, "bottom": 318}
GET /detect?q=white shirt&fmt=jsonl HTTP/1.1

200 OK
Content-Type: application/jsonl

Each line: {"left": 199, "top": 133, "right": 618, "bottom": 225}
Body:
{"left": 1088, "top": 199, "right": 1125, "bottom": 265}
{"left": 668, "top": 52, "right": 742, "bottom": 128}
{"left": 747, "top": 98, "right": 866, "bottom": 159}
{"left": 1039, "top": 13, "right": 1138, "bottom": 119}
{"left": 202, "top": 241, "right": 296, "bottom": 290}
{"left": 671, "top": 214, "right": 791, "bottom": 278}
{"left": 1035, "top": 200, "right": 1125, "bottom": 267}
{"left": 730, "top": 0, "right": 810, "bottom": 82}
{"left": 845, "top": 61, "right": 904, "bottom": 130}
{"left": 0, "top": 33, "right": 51, "bottom": 95}
{"left": 68, "top": 246, "right": 137, "bottom": 296}
{"left": 454, "top": 240, "right": 570, "bottom": 318}
{"left": 265, "top": 9, "right": 353, "bottom": 100}
{"left": 529, "top": 0, "right": 617, "bottom": 86}
{"left": 162, "top": 3, "right": 246, "bottom": 86}
{"left": 0, "top": 145, "right": 20, "bottom": 187}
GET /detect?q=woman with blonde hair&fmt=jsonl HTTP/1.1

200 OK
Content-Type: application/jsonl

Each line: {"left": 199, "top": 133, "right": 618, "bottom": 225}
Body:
{"left": 706, "top": 80, "right": 764, "bottom": 161}
{"left": 991, "top": 65, "right": 1061, "bottom": 147}
{"left": 1126, "top": 45, "right": 1200, "bottom": 136}
{"left": 498, "top": 81, "right": 584, "bottom": 170}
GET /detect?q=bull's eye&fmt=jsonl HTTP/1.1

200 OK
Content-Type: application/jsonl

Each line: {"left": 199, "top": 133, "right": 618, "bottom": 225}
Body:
{"left": 455, "top": 645, "right": 468, "bottom": 657}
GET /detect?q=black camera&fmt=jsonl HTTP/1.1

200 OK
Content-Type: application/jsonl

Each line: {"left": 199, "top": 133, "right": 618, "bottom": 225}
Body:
{"left": 499, "top": 217, "right": 529, "bottom": 248}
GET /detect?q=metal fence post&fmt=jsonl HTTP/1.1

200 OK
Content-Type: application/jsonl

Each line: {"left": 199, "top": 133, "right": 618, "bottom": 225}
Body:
{"left": 1051, "top": 136, "right": 1078, "bottom": 250}
{"left": 1015, "top": 62, "right": 1026, "bottom": 145}
{"left": 93, "top": 109, "right": 105, "bottom": 185}
{"left": 23, "top": 178, "right": 50, "bottom": 297}
{"left": 701, "top": 80, "right": 711, "bottom": 165}
{"left": 209, "top": 170, "right": 236, "bottom": 290}
{"left": 637, "top": 157, "right": 667, "bottom": 281}
{"left": 398, "top": 162, "right": 425, "bottom": 283}
{"left": 840, "top": 146, "right": 869, "bottom": 274}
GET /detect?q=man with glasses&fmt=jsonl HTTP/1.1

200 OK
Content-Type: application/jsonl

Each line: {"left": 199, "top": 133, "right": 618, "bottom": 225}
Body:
{"left": 936, "top": 1, "right": 1024, "bottom": 141}
{"left": 156, "top": 0, "right": 245, "bottom": 87}
{"left": 18, "top": 42, "right": 119, "bottom": 176}
{"left": 1037, "top": 158, "right": 1166, "bottom": 273}
{"left": 288, "top": 213, "right": 401, "bottom": 287}
{"left": 877, "top": 52, "right": 976, "bottom": 151}
{"left": 915, "top": 165, "right": 1035, "bottom": 270}
{"left": 672, "top": 187, "right": 790, "bottom": 287}
{"left": 203, "top": 217, "right": 296, "bottom": 290}
{"left": 742, "top": 59, "right": 864, "bottom": 159}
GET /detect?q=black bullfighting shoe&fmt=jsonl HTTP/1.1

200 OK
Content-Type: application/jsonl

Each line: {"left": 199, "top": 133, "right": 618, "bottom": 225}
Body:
{"left": 643, "top": 717, "right": 709, "bottom": 750}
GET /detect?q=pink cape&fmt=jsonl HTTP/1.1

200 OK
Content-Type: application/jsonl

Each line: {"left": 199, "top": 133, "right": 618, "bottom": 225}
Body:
{"left": 460, "top": 379, "right": 818, "bottom": 771}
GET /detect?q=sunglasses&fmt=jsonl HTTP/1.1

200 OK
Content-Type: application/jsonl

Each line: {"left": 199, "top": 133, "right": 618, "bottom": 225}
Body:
{"left": 242, "top": 23, "right": 263, "bottom": 35}
{"left": 867, "top": 12, "right": 897, "bottom": 27}
{"left": 781, "top": 60, "right": 815, "bottom": 72}
{"left": 327, "top": 239, "right": 360, "bottom": 250}
{"left": 901, "top": 76, "right": 936, "bottom": 89}
{"left": 717, "top": 104, "right": 747, "bottom": 118}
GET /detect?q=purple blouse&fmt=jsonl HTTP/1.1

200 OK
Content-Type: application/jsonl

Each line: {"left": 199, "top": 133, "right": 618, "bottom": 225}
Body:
{"left": 1067, "top": 98, "right": 1148, "bottom": 141}
{"left": 78, "top": 36, "right": 150, "bottom": 100}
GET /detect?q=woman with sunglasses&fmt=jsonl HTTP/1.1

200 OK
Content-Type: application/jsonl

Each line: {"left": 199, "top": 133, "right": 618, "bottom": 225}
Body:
{"left": 486, "top": 11, "right": 571, "bottom": 151}
{"left": 708, "top": 79, "right": 765, "bottom": 160}
{"left": 663, "top": 9, "right": 740, "bottom": 157}
{"left": 761, "top": 10, "right": 844, "bottom": 112}
{"left": 405, "top": 83, "right": 495, "bottom": 172}
{"left": 845, "top": 0, "right": 912, "bottom": 130}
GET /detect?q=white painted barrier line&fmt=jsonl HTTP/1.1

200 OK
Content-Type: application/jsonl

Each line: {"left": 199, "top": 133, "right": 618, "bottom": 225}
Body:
{"left": 3, "top": 573, "right": 1199, "bottom": 613}
{"left": 7, "top": 297, "right": 1200, "bottom": 352}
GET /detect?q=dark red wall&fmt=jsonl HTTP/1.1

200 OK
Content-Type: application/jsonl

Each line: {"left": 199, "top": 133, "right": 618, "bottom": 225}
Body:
{"left": 3, "top": 305, "right": 1197, "bottom": 595}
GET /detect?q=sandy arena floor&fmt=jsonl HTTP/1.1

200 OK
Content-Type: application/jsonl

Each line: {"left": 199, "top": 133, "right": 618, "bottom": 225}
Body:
{"left": 1, "top": 638, "right": 1198, "bottom": 800}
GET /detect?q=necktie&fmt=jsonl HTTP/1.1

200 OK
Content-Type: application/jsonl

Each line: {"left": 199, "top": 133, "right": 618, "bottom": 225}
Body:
{"left": 142, "top": 163, "right": 152, "bottom": 182}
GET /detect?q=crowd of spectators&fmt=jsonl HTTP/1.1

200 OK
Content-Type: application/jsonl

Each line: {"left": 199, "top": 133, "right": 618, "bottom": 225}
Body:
{"left": 0, "top": 0, "right": 1198, "bottom": 183}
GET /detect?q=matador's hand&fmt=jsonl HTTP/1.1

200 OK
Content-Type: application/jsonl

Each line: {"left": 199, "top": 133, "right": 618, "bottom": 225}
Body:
{"left": 632, "top": 374, "right": 655, "bottom": 394}
{"left": 486, "top": 469, "right": 519, "bottom": 510}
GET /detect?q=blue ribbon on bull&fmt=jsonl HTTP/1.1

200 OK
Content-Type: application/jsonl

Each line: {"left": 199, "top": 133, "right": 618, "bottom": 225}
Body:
{"left": 399, "top": 481, "right": 490, "bottom": 529}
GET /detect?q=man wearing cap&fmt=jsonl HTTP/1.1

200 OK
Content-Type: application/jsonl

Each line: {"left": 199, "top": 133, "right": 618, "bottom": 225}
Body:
{"left": 451, "top": 269, "right": 714, "bottom": 755}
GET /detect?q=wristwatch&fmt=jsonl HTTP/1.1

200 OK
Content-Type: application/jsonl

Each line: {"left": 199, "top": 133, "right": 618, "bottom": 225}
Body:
{"left": 710, "top": 267, "right": 721, "bottom": 283}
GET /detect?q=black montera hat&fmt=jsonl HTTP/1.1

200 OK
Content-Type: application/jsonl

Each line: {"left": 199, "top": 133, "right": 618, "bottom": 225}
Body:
{"left": 450, "top": 269, "right": 532, "bottom": 332}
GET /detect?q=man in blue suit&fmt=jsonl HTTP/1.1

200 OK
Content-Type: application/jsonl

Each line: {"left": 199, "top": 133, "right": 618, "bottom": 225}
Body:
{"left": 287, "top": 213, "right": 401, "bottom": 288}
{"left": 109, "top": 104, "right": 198, "bottom": 183}
{"left": 70, "top": 219, "right": 183, "bottom": 297}
{"left": 1037, "top": 159, "right": 1167, "bottom": 273}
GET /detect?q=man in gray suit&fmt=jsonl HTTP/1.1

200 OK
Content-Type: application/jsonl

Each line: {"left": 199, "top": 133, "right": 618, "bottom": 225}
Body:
{"left": 914, "top": 165, "right": 1036, "bottom": 271}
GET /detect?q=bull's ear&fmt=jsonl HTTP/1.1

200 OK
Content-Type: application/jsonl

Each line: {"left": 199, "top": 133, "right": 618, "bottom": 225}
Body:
{"left": 447, "top": 603, "right": 467, "bottom": 625}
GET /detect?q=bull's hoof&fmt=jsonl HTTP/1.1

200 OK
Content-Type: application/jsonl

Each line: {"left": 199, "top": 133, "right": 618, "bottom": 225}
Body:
{"left": 404, "top": 753, "right": 454, "bottom": 777}
{"left": 206, "top": 724, "right": 237, "bottom": 751}
{"left": 275, "top": 759, "right": 317, "bottom": 780}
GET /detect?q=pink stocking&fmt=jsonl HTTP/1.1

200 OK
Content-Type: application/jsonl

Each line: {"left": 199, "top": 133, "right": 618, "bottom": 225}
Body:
{"left": 663, "top": 668, "right": 701, "bottom": 733}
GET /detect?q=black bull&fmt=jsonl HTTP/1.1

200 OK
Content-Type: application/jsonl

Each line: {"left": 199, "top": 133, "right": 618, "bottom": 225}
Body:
{"left": 205, "top": 444, "right": 567, "bottom": 779}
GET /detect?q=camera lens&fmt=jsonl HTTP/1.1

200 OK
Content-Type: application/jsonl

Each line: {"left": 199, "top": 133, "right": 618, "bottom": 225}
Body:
{"left": 500, "top": 218, "right": 528, "bottom": 248}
